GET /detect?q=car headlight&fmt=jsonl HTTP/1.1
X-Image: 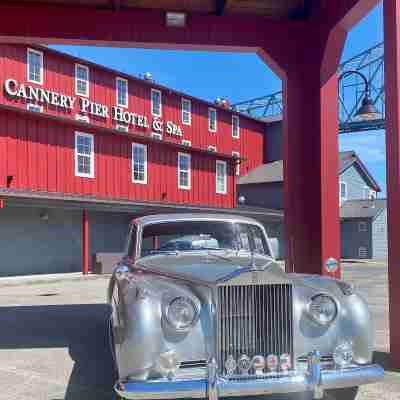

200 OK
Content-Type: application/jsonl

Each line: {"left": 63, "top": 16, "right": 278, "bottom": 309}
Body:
{"left": 308, "top": 294, "right": 338, "bottom": 325}
{"left": 165, "top": 296, "right": 199, "bottom": 331}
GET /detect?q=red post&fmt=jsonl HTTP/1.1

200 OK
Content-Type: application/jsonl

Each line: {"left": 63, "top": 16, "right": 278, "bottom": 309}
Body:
{"left": 383, "top": 0, "right": 400, "bottom": 368}
{"left": 82, "top": 209, "right": 89, "bottom": 275}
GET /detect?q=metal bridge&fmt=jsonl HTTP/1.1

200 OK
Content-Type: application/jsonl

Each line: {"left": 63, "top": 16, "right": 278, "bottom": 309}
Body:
{"left": 233, "top": 42, "right": 385, "bottom": 134}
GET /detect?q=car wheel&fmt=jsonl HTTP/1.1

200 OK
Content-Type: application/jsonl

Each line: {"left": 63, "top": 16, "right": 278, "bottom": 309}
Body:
{"left": 323, "top": 387, "right": 359, "bottom": 400}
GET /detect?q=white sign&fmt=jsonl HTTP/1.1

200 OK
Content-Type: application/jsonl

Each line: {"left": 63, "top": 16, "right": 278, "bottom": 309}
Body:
{"left": 4, "top": 78, "right": 184, "bottom": 135}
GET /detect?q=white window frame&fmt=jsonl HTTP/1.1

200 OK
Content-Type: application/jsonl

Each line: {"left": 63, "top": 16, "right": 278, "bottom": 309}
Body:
{"left": 232, "top": 115, "right": 240, "bottom": 139}
{"left": 75, "top": 132, "right": 95, "bottom": 179}
{"left": 151, "top": 88, "right": 162, "bottom": 117}
{"left": 181, "top": 98, "right": 192, "bottom": 126}
{"left": 178, "top": 152, "right": 191, "bottom": 190}
{"left": 216, "top": 160, "right": 227, "bottom": 194}
{"left": 27, "top": 103, "right": 43, "bottom": 113}
{"left": 75, "top": 114, "right": 90, "bottom": 123}
{"left": 181, "top": 139, "right": 192, "bottom": 147}
{"left": 132, "top": 143, "right": 148, "bottom": 184}
{"left": 116, "top": 123, "right": 129, "bottom": 132}
{"left": 208, "top": 145, "right": 217, "bottom": 152}
{"left": 358, "top": 221, "right": 367, "bottom": 232}
{"left": 208, "top": 107, "right": 217, "bottom": 132}
{"left": 339, "top": 181, "right": 347, "bottom": 204}
{"left": 151, "top": 132, "right": 163, "bottom": 140}
{"left": 75, "top": 64, "right": 89, "bottom": 97}
{"left": 363, "top": 186, "right": 370, "bottom": 199}
{"left": 27, "top": 48, "right": 43, "bottom": 85}
{"left": 232, "top": 151, "right": 240, "bottom": 176}
{"left": 116, "top": 77, "right": 128, "bottom": 108}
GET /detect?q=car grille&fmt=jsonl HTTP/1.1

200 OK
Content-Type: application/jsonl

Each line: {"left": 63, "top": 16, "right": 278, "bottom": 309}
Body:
{"left": 217, "top": 283, "right": 294, "bottom": 376}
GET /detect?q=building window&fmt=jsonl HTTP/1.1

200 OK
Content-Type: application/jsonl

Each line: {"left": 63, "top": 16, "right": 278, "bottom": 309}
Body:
{"left": 151, "top": 132, "right": 163, "bottom": 140}
{"left": 27, "top": 48, "right": 43, "bottom": 84}
{"left": 359, "top": 221, "right": 367, "bottom": 232}
{"left": 116, "top": 77, "right": 128, "bottom": 108}
{"left": 208, "top": 107, "right": 217, "bottom": 132}
{"left": 27, "top": 103, "right": 43, "bottom": 113}
{"left": 358, "top": 246, "right": 368, "bottom": 258}
{"left": 232, "top": 115, "right": 240, "bottom": 138}
{"left": 116, "top": 123, "right": 128, "bottom": 132}
{"left": 216, "top": 160, "right": 227, "bottom": 194}
{"left": 151, "top": 89, "right": 162, "bottom": 117}
{"left": 208, "top": 145, "right": 217, "bottom": 152}
{"left": 182, "top": 98, "right": 191, "bottom": 125}
{"left": 75, "top": 64, "right": 89, "bottom": 97}
{"left": 132, "top": 143, "right": 147, "bottom": 184}
{"left": 181, "top": 139, "right": 192, "bottom": 147}
{"left": 232, "top": 151, "right": 240, "bottom": 176}
{"left": 75, "top": 132, "right": 94, "bottom": 178}
{"left": 339, "top": 181, "right": 347, "bottom": 205}
{"left": 178, "top": 152, "right": 191, "bottom": 190}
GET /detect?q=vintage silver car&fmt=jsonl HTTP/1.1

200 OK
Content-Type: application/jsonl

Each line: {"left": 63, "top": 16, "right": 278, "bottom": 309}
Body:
{"left": 108, "top": 214, "right": 384, "bottom": 400}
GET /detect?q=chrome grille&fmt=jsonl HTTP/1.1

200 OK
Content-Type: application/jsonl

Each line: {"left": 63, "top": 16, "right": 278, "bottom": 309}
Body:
{"left": 217, "top": 284, "right": 294, "bottom": 376}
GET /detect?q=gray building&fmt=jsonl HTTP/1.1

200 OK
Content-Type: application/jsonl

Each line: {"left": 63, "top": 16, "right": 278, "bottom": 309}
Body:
{"left": 238, "top": 151, "right": 387, "bottom": 260}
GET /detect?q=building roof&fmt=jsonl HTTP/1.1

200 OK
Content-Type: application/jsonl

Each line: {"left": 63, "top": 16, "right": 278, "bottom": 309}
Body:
{"left": 340, "top": 199, "right": 387, "bottom": 219}
{"left": 238, "top": 151, "right": 381, "bottom": 192}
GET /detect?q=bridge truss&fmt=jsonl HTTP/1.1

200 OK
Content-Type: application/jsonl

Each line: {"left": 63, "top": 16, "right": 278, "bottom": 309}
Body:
{"left": 233, "top": 42, "right": 385, "bottom": 134}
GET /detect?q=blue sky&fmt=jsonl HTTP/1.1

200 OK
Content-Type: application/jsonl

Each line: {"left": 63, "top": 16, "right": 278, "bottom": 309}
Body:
{"left": 53, "top": 1, "right": 386, "bottom": 194}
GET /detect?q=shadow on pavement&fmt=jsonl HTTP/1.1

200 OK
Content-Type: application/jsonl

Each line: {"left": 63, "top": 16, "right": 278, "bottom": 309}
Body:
{"left": 0, "top": 304, "right": 116, "bottom": 400}
{"left": 373, "top": 351, "right": 400, "bottom": 373}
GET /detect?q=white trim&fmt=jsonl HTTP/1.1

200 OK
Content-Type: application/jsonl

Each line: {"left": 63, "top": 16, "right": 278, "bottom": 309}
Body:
{"left": 151, "top": 132, "right": 163, "bottom": 140}
{"left": 27, "top": 48, "right": 43, "bottom": 85}
{"left": 232, "top": 115, "right": 240, "bottom": 139}
{"left": 208, "top": 145, "right": 217, "bottom": 152}
{"left": 216, "top": 160, "right": 227, "bottom": 194}
{"left": 75, "top": 131, "right": 95, "bottom": 179}
{"left": 151, "top": 88, "right": 162, "bottom": 117}
{"left": 132, "top": 143, "right": 148, "bottom": 184}
{"left": 208, "top": 107, "right": 217, "bottom": 132}
{"left": 75, "top": 63, "right": 89, "bottom": 97}
{"left": 181, "top": 139, "right": 192, "bottom": 147}
{"left": 181, "top": 98, "right": 192, "bottom": 126}
{"left": 358, "top": 221, "right": 367, "bottom": 232}
{"left": 232, "top": 151, "right": 240, "bottom": 176}
{"left": 27, "top": 103, "right": 43, "bottom": 113}
{"left": 178, "top": 152, "right": 191, "bottom": 190}
{"left": 116, "top": 76, "right": 128, "bottom": 108}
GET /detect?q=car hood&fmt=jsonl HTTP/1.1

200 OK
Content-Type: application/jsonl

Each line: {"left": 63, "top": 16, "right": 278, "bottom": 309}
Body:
{"left": 135, "top": 252, "right": 290, "bottom": 286}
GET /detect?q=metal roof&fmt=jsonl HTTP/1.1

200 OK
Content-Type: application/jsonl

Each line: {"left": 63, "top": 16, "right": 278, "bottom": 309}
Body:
{"left": 340, "top": 199, "right": 387, "bottom": 219}
{"left": 238, "top": 151, "right": 381, "bottom": 192}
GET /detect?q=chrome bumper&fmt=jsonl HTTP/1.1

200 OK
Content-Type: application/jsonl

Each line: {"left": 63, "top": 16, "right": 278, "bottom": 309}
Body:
{"left": 115, "top": 358, "right": 384, "bottom": 400}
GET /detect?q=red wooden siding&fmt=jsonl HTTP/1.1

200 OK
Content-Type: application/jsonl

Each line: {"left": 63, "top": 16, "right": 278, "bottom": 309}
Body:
{"left": 0, "top": 110, "right": 236, "bottom": 208}
{"left": 0, "top": 44, "right": 265, "bottom": 176}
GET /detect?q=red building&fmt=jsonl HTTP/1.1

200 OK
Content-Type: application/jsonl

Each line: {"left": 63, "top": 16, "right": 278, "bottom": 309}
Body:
{"left": 0, "top": 44, "right": 279, "bottom": 275}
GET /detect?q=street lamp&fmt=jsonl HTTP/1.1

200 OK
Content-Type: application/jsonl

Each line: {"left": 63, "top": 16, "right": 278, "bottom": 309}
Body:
{"left": 339, "top": 70, "right": 381, "bottom": 121}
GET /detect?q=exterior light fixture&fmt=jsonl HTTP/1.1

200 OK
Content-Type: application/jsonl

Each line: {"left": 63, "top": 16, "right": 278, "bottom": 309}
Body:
{"left": 339, "top": 70, "right": 381, "bottom": 121}
{"left": 166, "top": 12, "right": 187, "bottom": 28}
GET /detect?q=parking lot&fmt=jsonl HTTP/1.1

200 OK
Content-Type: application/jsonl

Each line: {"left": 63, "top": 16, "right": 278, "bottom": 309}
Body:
{"left": 0, "top": 262, "right": 399, "bottom": 400}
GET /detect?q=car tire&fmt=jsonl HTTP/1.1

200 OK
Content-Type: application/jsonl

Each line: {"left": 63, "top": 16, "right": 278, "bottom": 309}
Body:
{"left": 323, "top": 387, "right": 359, "bottom": 400}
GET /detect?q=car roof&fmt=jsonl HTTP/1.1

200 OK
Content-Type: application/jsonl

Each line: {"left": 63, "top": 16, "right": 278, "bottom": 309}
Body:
{"left": 133, "top": 213, "right": 263, "bottom": 227}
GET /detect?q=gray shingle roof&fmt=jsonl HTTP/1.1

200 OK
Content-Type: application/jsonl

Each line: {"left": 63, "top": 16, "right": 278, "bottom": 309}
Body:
{"left": 340, "top": 199, "right": 387, "bottom": 219}
{"left": 238, "top": 151, "right": 381, "bottom": 192}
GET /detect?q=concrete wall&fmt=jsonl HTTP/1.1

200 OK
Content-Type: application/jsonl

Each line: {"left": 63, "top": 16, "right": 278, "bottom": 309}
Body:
{"left": 372, "top": 209, "right": 388, "bottom": 259}
{"left": 238, "top": 182, "right": 284, "bottom": 210}
{"left": 341, "top": 218, "right": 372, "bottom": 259}
{"left": 0, "top": 206, "right": 134, "bottom": 277}
{"left": 340, "top": 165, "right": 372, "bottom": 200}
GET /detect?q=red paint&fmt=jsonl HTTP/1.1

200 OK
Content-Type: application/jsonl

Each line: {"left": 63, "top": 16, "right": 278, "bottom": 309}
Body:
{"left": 0, "top": 198, "right": 4, "bottom": 208}
{"left": 384, "top": 0, "right": 400, "bottom": 368}
{"left": 82, "top": 209, "right": 89, "bottom": 274}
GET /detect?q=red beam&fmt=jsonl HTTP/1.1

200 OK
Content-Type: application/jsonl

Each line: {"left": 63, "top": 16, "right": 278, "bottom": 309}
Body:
{"left": 383, "top": 0, "right": 400, "bottom": 369}
{"left": 82, "top": 209, "right": 89, "bottom": 275}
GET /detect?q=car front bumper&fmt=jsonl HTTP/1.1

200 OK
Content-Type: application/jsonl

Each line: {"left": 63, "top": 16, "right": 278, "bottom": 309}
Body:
{"left": 115, "top": 360, "right": 384, "bottom": 400}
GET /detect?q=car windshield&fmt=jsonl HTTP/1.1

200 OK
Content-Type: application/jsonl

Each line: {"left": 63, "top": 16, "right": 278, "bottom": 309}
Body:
{"left": 138, "top": 220, "right": 270, "bottom": 257}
